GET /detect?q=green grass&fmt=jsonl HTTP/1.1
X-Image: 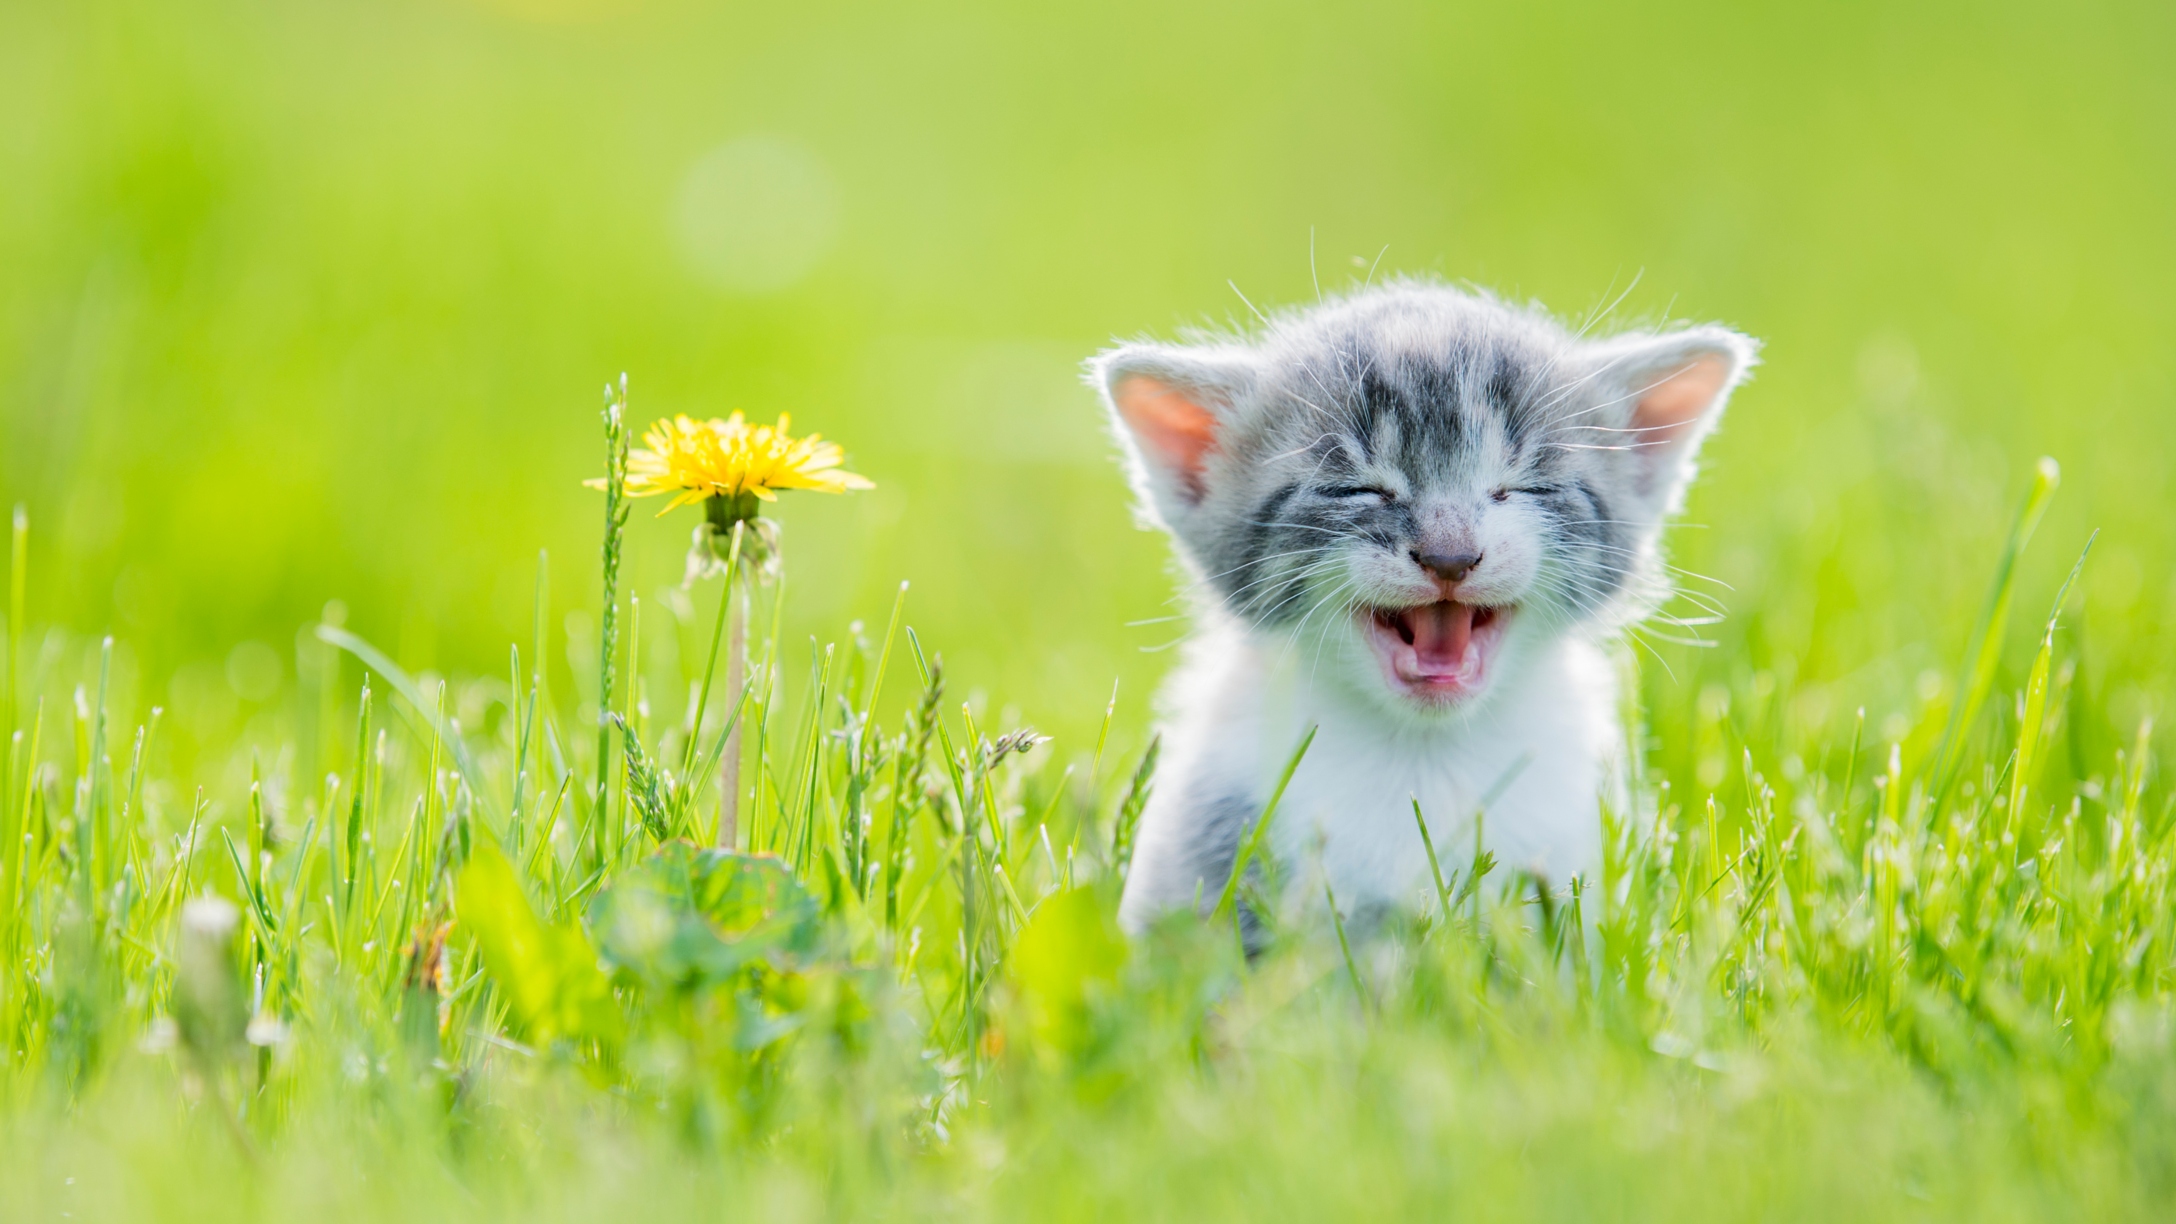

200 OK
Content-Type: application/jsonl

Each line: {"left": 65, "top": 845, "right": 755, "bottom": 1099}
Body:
{"left": 7, "top": 0, "right": 2176, "bottom": 1217}
{"left": 5, "top": 431, "right": 2176, "bottom": 1221}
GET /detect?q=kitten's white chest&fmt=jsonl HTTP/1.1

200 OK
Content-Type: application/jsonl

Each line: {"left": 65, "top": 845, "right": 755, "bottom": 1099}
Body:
{"left": 1268, "top": 643, "right": 1615, "bottom": 912}
{"left": 1118, "top": 626, "right": 1620, "bottom": 930}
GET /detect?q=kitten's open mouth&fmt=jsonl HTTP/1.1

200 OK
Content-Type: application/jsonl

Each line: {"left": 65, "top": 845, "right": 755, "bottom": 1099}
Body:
{"left": 1359, "top": 601, "right": 1514, "bottom": 703}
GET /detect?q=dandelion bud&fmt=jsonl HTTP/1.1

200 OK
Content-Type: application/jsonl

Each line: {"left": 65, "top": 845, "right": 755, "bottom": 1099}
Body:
{"left": 686, "top": 510, "right": 781, "bottom": 587}
{"left": 244, "top": 1014, "right": 290, "bottom": 1049}
{"left": 173, "top": 896, "right": 247, "bottom": 1064}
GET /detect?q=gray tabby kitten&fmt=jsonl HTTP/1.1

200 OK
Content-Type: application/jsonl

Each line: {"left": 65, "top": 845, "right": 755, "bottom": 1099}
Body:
{"left": 1091, "top": 281, "right": 1757, "bottom": 933}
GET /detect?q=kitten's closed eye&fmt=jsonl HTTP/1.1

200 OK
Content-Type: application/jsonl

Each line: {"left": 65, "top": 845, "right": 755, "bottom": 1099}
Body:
{"left": 1321, "top": 485, "right": 1394, "bottom": 502}
{"left": 1493, "top": 485, "right": 1558, "bottom": 502}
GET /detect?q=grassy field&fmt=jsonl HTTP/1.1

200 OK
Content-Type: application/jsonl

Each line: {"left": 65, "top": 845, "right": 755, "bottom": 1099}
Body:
{"left": 6, "top": 0, "right": 2176, "bottom": 1218}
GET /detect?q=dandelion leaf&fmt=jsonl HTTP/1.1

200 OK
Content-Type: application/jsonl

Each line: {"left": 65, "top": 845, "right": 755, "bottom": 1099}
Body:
{"left": 1007, "top": 886, "right": 1126, "bottom": 1056}
{"left": 456, "top": 844, "right": 623, "bottom": 1048}
{"left": 591, "top": 843, "right": 822, "bottom": 991}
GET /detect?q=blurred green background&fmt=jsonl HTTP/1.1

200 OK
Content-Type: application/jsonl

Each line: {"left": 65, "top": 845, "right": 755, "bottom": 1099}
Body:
{"left": 3, "top": 0, "right": 2172, "bottom": 771}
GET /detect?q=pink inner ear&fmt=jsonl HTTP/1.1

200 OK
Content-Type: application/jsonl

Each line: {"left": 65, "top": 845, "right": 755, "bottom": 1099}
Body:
{"left": 1630, "top": 354, "right": 1732, "bottom": 448}
{"left": 1113, "top": 375, "right": 1220, "bottom": 497}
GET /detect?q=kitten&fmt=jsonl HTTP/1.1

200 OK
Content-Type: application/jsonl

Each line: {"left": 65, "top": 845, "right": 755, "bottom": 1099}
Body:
{"left": 1090, "top": 281, "right": 1757, "bottom": 935}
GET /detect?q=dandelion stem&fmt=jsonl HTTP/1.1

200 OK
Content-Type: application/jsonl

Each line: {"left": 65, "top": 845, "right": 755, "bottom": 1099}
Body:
{"left": 678, "top": 517, "right": 745, "bottom": 845}
{"left": 720, "top": 587, "right": 747, "bottom": 850}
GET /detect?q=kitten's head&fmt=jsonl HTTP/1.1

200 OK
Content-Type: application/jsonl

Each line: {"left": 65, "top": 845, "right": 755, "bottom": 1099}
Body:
{"left": 1092, "top": 282, "right": 1757, "bottom": 719}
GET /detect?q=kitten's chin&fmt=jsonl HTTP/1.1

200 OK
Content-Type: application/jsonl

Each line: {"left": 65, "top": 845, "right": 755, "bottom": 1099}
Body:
{"left": 1358, "top": 600, "right": 1516, "bottom": 708}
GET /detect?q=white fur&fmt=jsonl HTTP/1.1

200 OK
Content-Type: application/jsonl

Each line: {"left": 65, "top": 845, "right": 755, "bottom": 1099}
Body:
{"left": 1119, "top": 606, "right": 1621, "bottom": 931}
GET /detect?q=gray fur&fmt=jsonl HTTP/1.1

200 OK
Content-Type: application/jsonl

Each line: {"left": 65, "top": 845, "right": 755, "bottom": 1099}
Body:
{"left": 1174, "top": 787, "right": 1260, "bottom": 901}
{"left": 1171, "top": 787, "right": 1271, "bottom": 949}
{"left": 1093, "top": 281, "right": 1758, "bottom": 653}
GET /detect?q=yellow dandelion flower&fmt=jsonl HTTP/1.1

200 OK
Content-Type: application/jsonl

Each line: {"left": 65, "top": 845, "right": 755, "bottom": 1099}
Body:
{"left": 588, "top": 412, "right": 873, "bottom": 515}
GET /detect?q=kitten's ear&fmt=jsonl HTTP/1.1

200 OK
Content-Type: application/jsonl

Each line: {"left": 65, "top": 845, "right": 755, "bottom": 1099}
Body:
{"left": 1091, "top": 343, "right": 1256, "bottom": 525}
{"left": 1585, "top": 325, "right": 1759, "bottom": 511}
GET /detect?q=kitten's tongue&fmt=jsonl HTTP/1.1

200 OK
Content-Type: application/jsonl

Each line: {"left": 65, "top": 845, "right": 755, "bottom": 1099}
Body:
{"left": 1407, "top": 601, "right": 1476, "bottom": 673}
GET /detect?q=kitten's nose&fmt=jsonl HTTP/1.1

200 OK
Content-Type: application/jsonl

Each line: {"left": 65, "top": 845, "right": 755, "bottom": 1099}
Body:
{"left": 1413, "top": 550, "right": 1483, "bottom": 583}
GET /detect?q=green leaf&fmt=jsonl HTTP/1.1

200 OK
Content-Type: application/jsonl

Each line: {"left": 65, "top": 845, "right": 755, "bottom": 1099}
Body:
{"left": 590, "top": 843, "right": 822, "bottom": 991}
{"left": 455, "top": 843, "right": 622, "bottom": 1048}
{"left": 1008, "top": 886, "right": 1126, "bottom": 1054}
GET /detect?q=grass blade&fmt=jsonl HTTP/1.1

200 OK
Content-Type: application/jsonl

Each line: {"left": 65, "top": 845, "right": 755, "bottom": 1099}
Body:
{"left": 1928, "top": 456, "right": 2060, "bottom": 809}
{"left": 1213, "top": 725, "right": 1318, "bottom": 922}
